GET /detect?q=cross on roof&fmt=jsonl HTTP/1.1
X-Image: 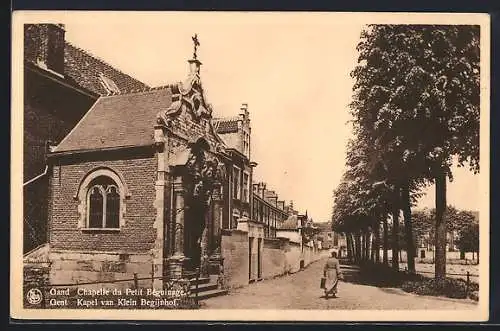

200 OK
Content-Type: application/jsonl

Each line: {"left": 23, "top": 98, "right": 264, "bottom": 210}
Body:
{"left": 192, "top": 33, "right": 200, "bottom": 59}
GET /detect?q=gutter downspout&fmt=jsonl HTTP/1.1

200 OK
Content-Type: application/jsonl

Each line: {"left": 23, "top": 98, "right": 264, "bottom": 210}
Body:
{"left": 23, "top": 166, "right": 48, "bottom": 186}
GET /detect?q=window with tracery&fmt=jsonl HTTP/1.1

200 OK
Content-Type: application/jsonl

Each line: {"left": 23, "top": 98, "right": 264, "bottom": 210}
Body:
{"left": 86, "top": 176, "right": 121, "bottom": 229}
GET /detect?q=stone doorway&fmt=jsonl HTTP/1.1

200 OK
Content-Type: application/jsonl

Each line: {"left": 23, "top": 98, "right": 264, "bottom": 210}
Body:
{"left": 166, "top": 138, "right": 226, "bottom": 278}
{"left": 183, "top": 200, "right": 206, "bottom": 271}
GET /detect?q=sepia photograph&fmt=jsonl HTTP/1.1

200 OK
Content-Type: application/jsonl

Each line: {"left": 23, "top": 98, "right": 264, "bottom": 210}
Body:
{"left": 11, "top": 11, "right": 490, "bottom": 321}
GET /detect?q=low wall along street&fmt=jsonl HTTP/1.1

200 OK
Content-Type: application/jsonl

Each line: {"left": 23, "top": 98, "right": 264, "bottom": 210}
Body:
{"left": 262, "top": 238, "right": 286, "bottom": 279}
{"left": 221, "top": 228, "right": 324, "bottom": 289}
{"left": 221, "top": 229, "right": 249, "bottom": 289}
{"left": 48, "top": 250, "right": 154, "bottom": 290}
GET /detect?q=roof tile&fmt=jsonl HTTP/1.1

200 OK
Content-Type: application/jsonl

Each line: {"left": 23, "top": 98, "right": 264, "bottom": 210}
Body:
{"left": 213, "top": 117, "right": 239, "bottom": 134}
{"left": 54, "top": 87, "right": 172, "bottom": 152}
{"left": 63, "top": 42, "right": 149, "bottom": 96}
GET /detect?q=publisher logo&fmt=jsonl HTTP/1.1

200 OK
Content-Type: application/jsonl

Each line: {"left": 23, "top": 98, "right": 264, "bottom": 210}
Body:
{"left": 26, "top": 288, "right": 43, "bottom": 305}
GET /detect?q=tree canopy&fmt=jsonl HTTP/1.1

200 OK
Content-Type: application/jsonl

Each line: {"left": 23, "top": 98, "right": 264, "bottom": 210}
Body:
{"left": 332, "top": 24, "right": 480, "bottom": 279}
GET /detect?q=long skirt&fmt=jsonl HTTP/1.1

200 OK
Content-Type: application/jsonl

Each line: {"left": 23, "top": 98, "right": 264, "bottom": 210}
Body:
{"left": 324, "top": 269, "right": 339, "bottom": 296}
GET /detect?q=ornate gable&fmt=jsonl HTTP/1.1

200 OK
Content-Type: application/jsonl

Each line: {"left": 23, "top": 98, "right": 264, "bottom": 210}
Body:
{"left": 156, "top": 36, "right": 227, "bottom": 155}
{"left": 157, "top": 60, "right": 212, "bottom": 127}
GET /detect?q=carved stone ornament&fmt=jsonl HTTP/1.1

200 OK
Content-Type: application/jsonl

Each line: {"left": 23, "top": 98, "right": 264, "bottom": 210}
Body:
{"left": 157, "top": 75, "right": 214, "bottom": 127}
{"left": 184, "top": 142, "right": 226, "bottom": 208}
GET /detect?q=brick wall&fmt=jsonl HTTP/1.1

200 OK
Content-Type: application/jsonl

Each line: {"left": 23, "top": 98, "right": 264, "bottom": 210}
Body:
{"left": 221, "top": 229, "right": 249, "bottom": 289}
{"left": 49, "top": 154, "right": 157, "bottom": 252}
{"left": 23, "top": 72, "right": 95, "bottom": 253}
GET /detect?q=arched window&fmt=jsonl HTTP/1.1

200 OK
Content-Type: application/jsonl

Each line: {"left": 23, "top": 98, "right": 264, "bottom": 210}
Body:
{"left": 76, "top": 167, "right": 129, "bottom": 230}
{"left": 85, "top": 175, "right": 121, "bottom": 229}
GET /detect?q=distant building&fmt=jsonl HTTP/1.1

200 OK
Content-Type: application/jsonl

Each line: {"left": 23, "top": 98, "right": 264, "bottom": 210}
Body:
{"left": 251, "top": 182, "right": 289, "bottom": 237}
{"left": 313, "top": 221, "right": 347, "bottom": 257}
{"left": 213, "top": 104, "right": 255, "bottom": 229}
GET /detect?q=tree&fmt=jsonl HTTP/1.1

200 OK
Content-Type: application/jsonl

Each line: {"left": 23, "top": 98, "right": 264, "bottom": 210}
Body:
{"left": 350, "top": 25, "right": 480, "bottom": 279}
{"left": 332, "top": 128, "right": 395, "bottom": 265}
{"left": 456, "top": 221, "right": 479, "bottom": 263}
{"left": 412, "top": 207, "right": 477, "bottom": 253}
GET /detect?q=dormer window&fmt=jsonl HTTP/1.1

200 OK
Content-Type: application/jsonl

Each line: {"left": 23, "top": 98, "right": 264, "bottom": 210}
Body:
{"left": 98, "top": 73, "right": 121, "bottom": 95}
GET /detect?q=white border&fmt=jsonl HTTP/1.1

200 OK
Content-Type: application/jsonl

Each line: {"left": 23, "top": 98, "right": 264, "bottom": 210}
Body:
{"left": 11, "top": 11, "right": 490, "bottom": 322}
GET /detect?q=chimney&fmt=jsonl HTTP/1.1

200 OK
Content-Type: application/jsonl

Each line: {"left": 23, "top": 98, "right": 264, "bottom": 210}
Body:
{"left": 25, "top": 24, "right": 66, "bottom": 76}
{"left": 239, "top": 103, "right": 249, "bottom": 121}
{"left": 259, "top": 182, "right": 266, "bottom": 198}
{"left": 265, "top": 190, "right": 278, "bottom": 206}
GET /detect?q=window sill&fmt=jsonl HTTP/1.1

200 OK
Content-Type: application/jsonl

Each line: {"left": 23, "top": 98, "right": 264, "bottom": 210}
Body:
{"left": 81, "top": 228, "right": 121, "bottom": 232}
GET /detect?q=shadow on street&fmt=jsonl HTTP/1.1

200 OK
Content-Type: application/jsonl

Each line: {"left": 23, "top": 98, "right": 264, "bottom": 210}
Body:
{"left": 341, "top": 262, "right": 424, "bottom": 288}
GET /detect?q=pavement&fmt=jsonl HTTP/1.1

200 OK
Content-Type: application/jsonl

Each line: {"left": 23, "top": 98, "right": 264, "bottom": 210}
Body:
{"left": 202, "top": 258, "right": 478, "bottom": 310}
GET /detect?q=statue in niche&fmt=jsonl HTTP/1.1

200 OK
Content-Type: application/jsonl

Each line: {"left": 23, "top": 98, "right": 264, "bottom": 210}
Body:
{"left": 184, "top": 140, "right": 225, "bottom": 274}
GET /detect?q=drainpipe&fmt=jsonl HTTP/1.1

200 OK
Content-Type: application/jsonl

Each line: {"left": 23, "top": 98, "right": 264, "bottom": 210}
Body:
{"left": 23, "top": 166, "right": 48, "bottom": 186}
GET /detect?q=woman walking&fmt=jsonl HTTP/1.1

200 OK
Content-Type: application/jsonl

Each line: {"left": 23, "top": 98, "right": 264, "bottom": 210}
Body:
{"left": 323, "top": 251, "right": 343, "bottom": 299}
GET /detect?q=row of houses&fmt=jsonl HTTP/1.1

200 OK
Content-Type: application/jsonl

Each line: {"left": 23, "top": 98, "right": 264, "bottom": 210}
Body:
{"left": 23, "top": 24, "right": 325, "bottom": 295}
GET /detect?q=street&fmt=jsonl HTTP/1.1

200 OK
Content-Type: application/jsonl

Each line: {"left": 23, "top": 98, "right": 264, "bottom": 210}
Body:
{"left": 202, "top": 258, "right": 478, "bottom": 310}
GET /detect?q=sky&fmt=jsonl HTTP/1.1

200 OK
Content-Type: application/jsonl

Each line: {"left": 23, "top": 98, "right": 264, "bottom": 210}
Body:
{"left": 60, "top": 12, "right": 480, "bottom": 222}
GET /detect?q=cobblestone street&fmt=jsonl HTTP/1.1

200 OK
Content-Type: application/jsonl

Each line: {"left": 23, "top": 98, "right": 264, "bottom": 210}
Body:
{"left": 202, "top": 258, "right": 478, "bottom": 310}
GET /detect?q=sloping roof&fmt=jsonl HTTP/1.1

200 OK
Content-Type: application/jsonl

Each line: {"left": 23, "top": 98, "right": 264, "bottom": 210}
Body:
{"left": 281, "top": 214, "right": 300, "bottom": 230}
{"left": 213, "top": 117, "right": 239, "bottom": 134}
{"left": 63, "top": 42, "right": 149, "bottom": 96}
{"left": 53, "top": 87, "right": 172, "bottom": 152}
{"left": 24, "top": 24, "right": 149, "bottom": 96}
{"left": 314, "top": 222, "right": 332, "bottom": 231}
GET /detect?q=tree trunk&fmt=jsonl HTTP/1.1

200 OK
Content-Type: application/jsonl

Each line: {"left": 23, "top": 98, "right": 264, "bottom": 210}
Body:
{"left": 365, "top": 232, "right": 370, "bottom": 261}
{"left": 392, "top": 200, "right": 400, "bottom": 271}
{"left": 401, "top": 182, "right": 416, "bottom": 273}
{"left": 355, "top": 233, "right": 361, "bottom": 263}
{"left": 368, "top": 232, "right": 373, "bottom": 262}
{"left": 346, "top": 232, "right": 353, "bottom": 261}
{"left": 371, "top": 235, "right": 375, "bottom": 262}
{"left": 361, "top": 232, "right": 365, "bottom": 261}
{"left": 359, "top": 233, "right": 364, "bottom": 261}
{"left": 374, "top": 223, "right": 381, "bottom": 263}
{"left": 383, "top": 216, "right": 389, "bottom": 265}
{"left": 350, "top": 233, "right": 356, "bottom": 262}
{"left": 434, "top": 171, "right": 447, "bottom": 280}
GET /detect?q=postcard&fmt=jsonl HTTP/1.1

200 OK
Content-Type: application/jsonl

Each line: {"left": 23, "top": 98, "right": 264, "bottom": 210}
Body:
{"left": 11, "top": 11, "right": 490, "bottom": 321}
